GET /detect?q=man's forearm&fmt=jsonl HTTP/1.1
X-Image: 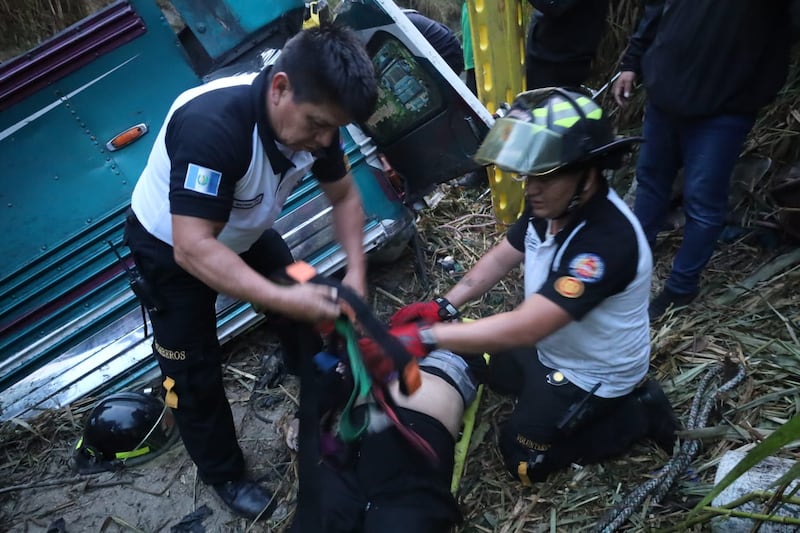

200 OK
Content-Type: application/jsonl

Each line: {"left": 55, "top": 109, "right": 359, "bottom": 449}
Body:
{"left": 330, "top": 182, "right": 366, "bottom": 278}
{"left": 445, "top": 240, "right": 522, "bottom": 308}
{"left": 174, "top": 232, "right": 285, "bottom": 309}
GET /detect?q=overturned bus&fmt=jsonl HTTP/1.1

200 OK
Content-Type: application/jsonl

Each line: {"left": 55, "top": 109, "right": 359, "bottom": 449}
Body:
{"left": 0, "top": 0, "right": 493, "bottom": 420}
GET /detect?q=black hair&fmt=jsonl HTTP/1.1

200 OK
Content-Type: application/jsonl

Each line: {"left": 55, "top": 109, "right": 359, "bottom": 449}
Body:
{"left": 273, "top": 25, "right": 378, "bottom": 123}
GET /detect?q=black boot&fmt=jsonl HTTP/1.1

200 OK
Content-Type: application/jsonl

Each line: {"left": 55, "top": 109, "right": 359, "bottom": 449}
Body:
{"left": 212, "top": 479, "right": 275, "bottom": 520}
{"left": 635, "top": 379, "right": 681, "bottom": 452}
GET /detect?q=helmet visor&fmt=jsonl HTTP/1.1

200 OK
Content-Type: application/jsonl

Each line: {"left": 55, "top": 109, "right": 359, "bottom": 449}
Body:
{"left": 474, "top": 117, "right": 566, "bottom": 175}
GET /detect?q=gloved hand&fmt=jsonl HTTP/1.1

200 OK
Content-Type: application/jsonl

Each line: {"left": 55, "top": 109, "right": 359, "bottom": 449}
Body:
{"left": 357, "top": 322, "right": 435, "bottom": 384}
{"left": 389, "top": 297, "right": 459, "bottom": 327}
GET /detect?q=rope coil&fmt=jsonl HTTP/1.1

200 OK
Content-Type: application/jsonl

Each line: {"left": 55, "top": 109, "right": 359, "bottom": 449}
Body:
{"left": 593, "top": 361, "right": 746, "bottom": 533}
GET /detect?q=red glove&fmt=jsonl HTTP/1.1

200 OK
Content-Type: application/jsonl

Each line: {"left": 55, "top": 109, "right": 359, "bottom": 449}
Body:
{"left": 357, "top": 323, "right": 435, "bottom": 384}
{"left": 389, "top": 298, "right": 460, "bottom": 327}
{"left": 358, "top": 337, "right": 397, "bottom": 384}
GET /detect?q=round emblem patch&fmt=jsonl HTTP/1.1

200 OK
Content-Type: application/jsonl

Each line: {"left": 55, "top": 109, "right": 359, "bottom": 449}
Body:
{"left": 554, "top": 276, "right": 584, "bottom": 298}
{"left": 569, "top": 253, "right": 605, "bottom": 282}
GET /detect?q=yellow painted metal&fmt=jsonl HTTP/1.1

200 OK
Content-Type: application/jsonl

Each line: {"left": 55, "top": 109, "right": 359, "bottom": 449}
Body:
{"left": 466, "top": 0, "right": 531, "bottom": 226}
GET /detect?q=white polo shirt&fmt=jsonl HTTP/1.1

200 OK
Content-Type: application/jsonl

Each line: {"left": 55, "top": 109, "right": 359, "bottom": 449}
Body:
{"left": 131, "top": 67, "right": 346, "bottom": 253}
{"left": 506, "top": 188, "right": 652, "bottom": 398}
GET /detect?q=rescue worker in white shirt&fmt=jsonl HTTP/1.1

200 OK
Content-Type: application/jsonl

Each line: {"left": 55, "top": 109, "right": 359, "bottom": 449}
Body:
{"left": 360, "top": 88, "right": 679, "bottom": 483}
{"left": 123, "top": 26, "right": 377, "bottom": 519}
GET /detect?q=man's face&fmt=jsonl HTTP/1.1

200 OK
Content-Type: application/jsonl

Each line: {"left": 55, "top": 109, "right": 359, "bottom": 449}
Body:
{"left": 268, "top": 72, "right": 350, "bottom": 152}
{"left": 523, "top": 168, "right": 584, "bottom": 219}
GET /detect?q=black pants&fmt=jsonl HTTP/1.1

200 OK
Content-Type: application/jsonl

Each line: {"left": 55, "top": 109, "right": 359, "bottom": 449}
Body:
{"left": 124, "top": 212, "right": 320, "bottom": 484}
{"left": 316, "top": 409, "right": 461, "bottom": 533}
{"left": 525, "top": 58, "right": 591, "bottom": 90}
{"left": 478, "top": 348, "right": 649, "bottom": 483}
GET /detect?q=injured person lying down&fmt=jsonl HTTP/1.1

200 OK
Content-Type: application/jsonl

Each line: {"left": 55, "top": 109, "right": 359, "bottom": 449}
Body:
{"left": 285, "top": 340, "right": 479, "bottom": 533}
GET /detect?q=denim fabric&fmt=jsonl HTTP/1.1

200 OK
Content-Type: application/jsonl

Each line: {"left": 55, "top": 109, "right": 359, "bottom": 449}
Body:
{"left": 633, "top": 102, "right": 756, "bottom": 294}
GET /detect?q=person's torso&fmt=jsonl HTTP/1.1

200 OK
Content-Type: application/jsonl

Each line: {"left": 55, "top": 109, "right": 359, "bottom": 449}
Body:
{"left": 521, "top": 190, "right": 652, "bottom": 397}
{"left": 526, "top": 0, "right": 610, "bottom": 64}
{"left": 131, "top": 72, "right": 315, "bottom": 253}
{"left": 642, "top": 0, "right": 792, "bottom": 116}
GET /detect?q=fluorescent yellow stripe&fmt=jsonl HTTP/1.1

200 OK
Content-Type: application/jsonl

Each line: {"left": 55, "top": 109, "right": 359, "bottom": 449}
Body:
{"left": 551, "top": 101, "right": 576, "bottom": 112}
{"left": 116, "top": 446, "right": 150, "bottom": 460}
{"left": 553, "top": 116, "right": 580, "bottom": 128}
{"left": 585, "top": 108, "right": 603, "bottom": 120}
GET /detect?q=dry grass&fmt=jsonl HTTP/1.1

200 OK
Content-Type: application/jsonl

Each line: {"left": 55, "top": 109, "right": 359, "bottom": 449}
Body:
{"left": 1, "top": 1, "right": 799, "bottom": 531}
{"left": 0, "top": 0, "right": 113, "bottom": 61}
{"left": 364, "top": 183, "right": 800, "bottom": 532}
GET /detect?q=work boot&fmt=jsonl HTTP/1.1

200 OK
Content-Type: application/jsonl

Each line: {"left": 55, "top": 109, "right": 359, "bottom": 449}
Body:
{"left": 649, "top": 287, "right": 699, "bottom": 320}
{"left": 212, "top": 479, "right": 275, "bottom": 520}
{"left": 635, "top": 379, "right": 681, "bottom": 452}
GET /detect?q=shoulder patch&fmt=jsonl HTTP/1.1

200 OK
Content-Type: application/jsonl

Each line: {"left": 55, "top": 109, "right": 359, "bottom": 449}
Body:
{"left": 569, "top": 253, "right": 605, "bottom": 283}
{"left": 184, "top": 163, "right": 222, "bottom": 196}
{"left": 554, "top": 276, "right": 584, "bottom": 298}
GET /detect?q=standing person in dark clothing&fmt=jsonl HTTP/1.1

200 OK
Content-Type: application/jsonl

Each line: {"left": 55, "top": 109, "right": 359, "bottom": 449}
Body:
{"left": 124, "top": 26, "right": 377, "bottom": 520}
{"left": 402, "top": 9, "right": 464, "bottom": 75}
{"left": 525, "top": 0, "right": 610, "bottom": 89}
{"left": 613, "top": 0, "right": 799, "bottom": 319}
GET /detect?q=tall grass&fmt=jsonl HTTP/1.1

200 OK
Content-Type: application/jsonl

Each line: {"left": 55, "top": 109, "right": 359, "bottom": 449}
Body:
{"left": 0, "top": 0, "right": 111, "bottom": 61}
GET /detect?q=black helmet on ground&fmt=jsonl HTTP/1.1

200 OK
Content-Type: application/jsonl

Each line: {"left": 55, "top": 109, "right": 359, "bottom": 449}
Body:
{"left": 71, "top": 391, "right": 179, "bottom": 474}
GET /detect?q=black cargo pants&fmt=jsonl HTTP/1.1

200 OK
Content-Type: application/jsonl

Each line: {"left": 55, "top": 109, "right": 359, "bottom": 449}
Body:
{"left": 124, "top": 212, "right": 320, "bottom": 484}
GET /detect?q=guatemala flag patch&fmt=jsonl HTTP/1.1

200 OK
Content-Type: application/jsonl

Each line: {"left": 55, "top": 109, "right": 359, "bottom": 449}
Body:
{"left": 184, "top": 163, "right": 222, "bottom": 196}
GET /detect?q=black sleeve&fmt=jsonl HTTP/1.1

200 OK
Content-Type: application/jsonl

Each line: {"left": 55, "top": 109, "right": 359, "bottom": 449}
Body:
{"left": 311, "top": 129, "right": 347, "bottom": 183}
{"left": 619, "top": 0, "right": 665, "bottom": 75}
{"left": 506, "top": 206, "right": 532, "bottom": 251}
{"left": 165, "top": 102, "right": 252, "bottom": 222}
{"left": 538, "top": 224, "right": 640, "bottom": 320}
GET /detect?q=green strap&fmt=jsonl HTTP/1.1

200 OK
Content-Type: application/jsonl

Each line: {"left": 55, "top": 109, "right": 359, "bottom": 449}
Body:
{"left": 335, "top": 318, "right": 372, "bottom": 441}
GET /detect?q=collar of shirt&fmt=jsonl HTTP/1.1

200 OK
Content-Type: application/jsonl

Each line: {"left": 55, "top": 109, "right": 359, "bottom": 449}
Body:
{"left": 252, "top": 66, "right": 296, "bottom": 178}
{"left": 529, "top": 186, "right": 608, "bottom": 244}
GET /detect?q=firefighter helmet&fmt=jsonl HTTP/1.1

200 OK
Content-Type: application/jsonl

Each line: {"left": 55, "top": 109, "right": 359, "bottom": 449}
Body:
{"left": 71, "top": 391, "right": 178, "bottom": 474}
{"left": 475, "top": 87, "right": 642, "bottom": 176}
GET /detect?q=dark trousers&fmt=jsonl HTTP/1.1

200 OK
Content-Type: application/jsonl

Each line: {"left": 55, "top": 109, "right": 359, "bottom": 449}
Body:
{"left": 480, "top": 348, "right": 649, "bottom": 483}
{"left": 525, "top": 58, "right": 591, "bottom": 90}
{"left": 316, "top": 408, "right": 461, "bottom": 533}
{"left": 633, "top": 102, "right": 756, "bottom": 294}
{"left": 124, "top": 213, "right": 319, "bottom": 484}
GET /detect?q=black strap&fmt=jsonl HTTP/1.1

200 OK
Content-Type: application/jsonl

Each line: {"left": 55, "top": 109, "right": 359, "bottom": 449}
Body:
{"left": 292, "top": 334, "right": 323, "bottom": 533}
{"left": 307, "top": 275, "right": 418, "bottom": 396}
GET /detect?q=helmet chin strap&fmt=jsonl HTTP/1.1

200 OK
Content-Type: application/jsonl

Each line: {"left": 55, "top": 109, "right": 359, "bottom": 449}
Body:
{"left": 552, "top": 168, "right": 591, "bottom": 221}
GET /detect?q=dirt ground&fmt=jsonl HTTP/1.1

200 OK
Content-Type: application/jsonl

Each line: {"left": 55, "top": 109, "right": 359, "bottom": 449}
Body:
{"left": 0, "top": 249, "right": 437, "bottom": 533}
{"left": 1, "top": 335, "right": 303, "bottom": 533}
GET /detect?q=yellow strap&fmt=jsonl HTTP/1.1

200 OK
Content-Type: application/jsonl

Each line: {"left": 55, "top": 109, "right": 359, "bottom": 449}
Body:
{"left": 517, "top": 461, "right": 532, "bottom": 487}
{"left": 451, "top": 327, "right": 489, "bottom": 494}
{"left": 163, "top": 376, "right": 178, "bottom": 409}
{"left": 451, "top": 383, "right": 484, "bottom": 494}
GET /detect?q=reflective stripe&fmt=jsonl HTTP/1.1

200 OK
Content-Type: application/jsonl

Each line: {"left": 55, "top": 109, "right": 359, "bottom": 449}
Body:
{"left": 115, "top": 445, "right": 151, "bottom": 460}
{"left": 586, "top": 108, "right": 602, "bottom": 119}
{"left": 553, "top": 116, "right": 580, "bottom": 128}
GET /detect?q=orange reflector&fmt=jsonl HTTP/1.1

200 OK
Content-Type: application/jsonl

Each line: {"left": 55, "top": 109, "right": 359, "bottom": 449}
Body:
{"left": 286, "top": 261, "right": 318, "bottom": 283}
{"left": 106, "top": 123, "right": 148, "bottom": 151}
{"left": 402, "top": 361, "right": 422, "bottom": 395}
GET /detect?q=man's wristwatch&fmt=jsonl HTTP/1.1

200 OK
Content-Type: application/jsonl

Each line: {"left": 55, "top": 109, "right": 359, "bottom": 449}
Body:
{"left": 418, "top": 326, "right": 438, "bottom": 351}
{"left": 434, "top": 297, "right": 460, "bottom": 321}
